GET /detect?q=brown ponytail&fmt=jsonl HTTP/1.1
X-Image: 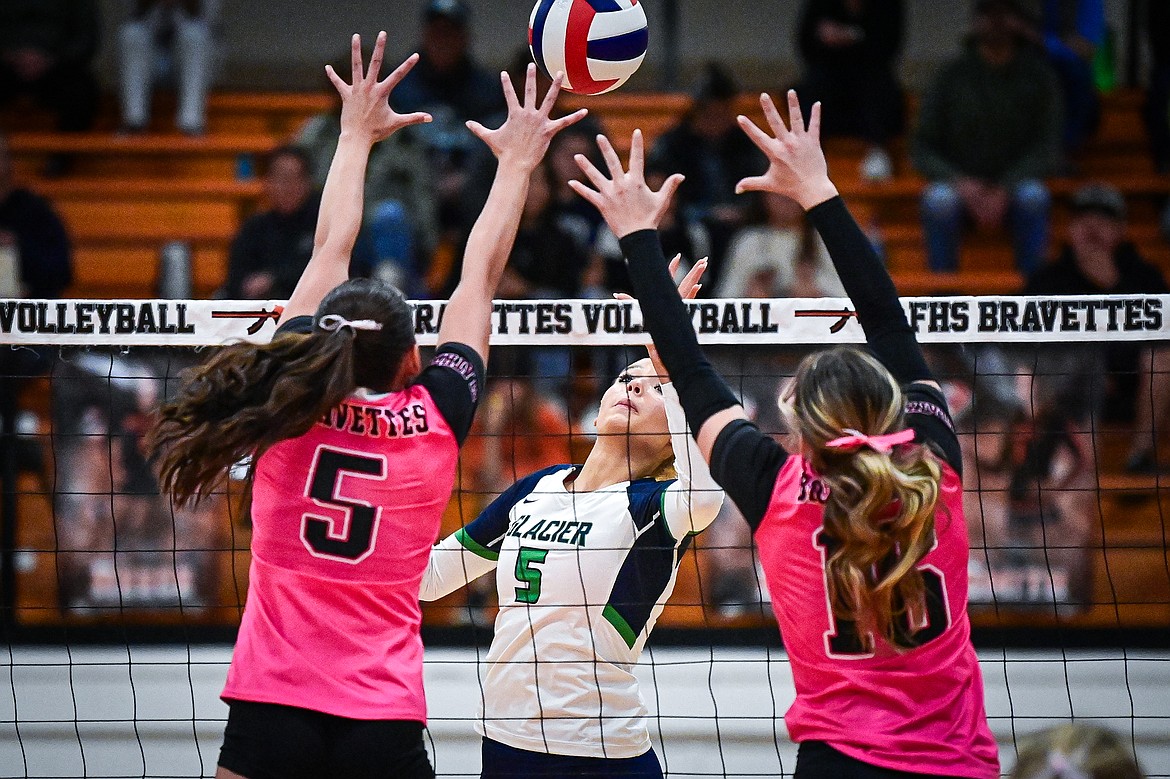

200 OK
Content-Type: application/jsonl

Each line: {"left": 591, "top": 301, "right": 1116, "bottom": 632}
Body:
{"left": 148, "top": 278, "right": 416, "bottom": 507}
{"left": 149, "top": 327, "right": 360, "bottom": 506}
{"left": 789, "top": 347, "right": 943, "bottom": 650}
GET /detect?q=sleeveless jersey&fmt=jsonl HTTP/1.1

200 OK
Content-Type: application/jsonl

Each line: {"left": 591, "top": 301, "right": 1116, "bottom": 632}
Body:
{"left": 756, "top": 457, "right": 999, "bottom": 778}
{"left": 222, "top": 340, "right": 482, "bottom": 722}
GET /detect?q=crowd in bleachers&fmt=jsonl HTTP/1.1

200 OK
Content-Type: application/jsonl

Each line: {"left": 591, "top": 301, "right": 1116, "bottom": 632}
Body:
{"left": 2, "top": 0, "right": 1170, "bottom": 627}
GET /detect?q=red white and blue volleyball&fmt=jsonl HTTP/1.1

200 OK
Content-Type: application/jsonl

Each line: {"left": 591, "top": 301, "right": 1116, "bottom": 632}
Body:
{"left": 529, "top": 0, "right": 649, "bottom": 96}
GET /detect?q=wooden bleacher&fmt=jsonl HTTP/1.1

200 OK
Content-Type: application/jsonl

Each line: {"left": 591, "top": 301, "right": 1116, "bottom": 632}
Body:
{"left": 4, "top": 88, "right": 1170, "bottom": 634}
{"left": 4, "top": 88, "right": 1167, "bottom": 299}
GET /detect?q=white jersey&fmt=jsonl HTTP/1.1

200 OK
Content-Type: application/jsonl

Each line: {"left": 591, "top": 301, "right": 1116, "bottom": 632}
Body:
{"left": 421, "top": 383, "right": 723, "bottom": 758}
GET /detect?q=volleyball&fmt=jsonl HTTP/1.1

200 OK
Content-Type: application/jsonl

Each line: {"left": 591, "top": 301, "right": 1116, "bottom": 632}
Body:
{"left": 528, "top": 0, "right": 648, "bottom": 96}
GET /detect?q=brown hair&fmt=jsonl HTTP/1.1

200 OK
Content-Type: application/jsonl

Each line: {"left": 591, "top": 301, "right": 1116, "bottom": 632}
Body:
{"left": 149, "top": 278, "right": 415, "bottom": 506}
{"left": 1010, "top": 724, "right": 1145, "bottom": 779}
{"left": 788, "top": 346, "right": 942, "bottom": 650}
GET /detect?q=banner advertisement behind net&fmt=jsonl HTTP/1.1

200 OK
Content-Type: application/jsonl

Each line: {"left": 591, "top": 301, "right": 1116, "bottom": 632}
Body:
{"left": 3, "top": 296, "right": 1168, "bottom": 639}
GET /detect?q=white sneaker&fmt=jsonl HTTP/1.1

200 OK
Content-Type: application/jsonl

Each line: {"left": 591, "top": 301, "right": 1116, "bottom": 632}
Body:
{"left": 860, "top": 146, "right": 894, "bottom": 182}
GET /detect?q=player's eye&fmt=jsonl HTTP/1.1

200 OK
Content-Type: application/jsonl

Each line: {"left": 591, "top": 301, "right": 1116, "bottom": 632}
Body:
{"left": 654, "top": 384, "right": 663, "bottom": 394}
{"left": 617, "top": 373, "right": 633, "bottom": 385}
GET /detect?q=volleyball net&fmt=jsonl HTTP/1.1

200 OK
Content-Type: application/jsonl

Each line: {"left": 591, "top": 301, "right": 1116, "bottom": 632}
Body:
{"left": 2, "top": 295, "right": 1168, "bottom": 777}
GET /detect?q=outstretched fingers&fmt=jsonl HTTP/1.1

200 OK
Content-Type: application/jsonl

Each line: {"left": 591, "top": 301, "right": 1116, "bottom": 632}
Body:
{"left": 350, "top": 33, "right": 363, "bottom": 84}
{"left": 737, "top": 114, "right": 774, "bottom": 152}
{"left": 501, "top": 70, "right": 521, "bottom": 114}
{"left": 628, "top": 129, "right": 645, "bottom": 179}
{"left": 572, "top": 152, "right": 610, "bottom": 190}
{"left": 567, "top": 178, "right": 604, "bottom": 210}
{"left": 366, "top": 31, "right": 387, "bottom": 84}
{"left": 760, "top": 92, "right": 790, "bottom": 139}
{"left": 652, "top": 173, "right": 685, "bottom": 224}
{"left": 539, "top": 71, "right": 564, "bottom": 114}
{"left": 380, "top": 51, "right": 420, "bottom": 92}
{"left": 552, "top": 108, "right": 589, "bottom": 132}
{"left": 324, "top": 64, "right": 348, "bottom": 95}
{"left": 523, "top": 62, "right": 538, "bottom": 108}
{"left": 785, "top": 89, "right": 805, "bottom": 134}
{"left": 807, "top": 100, "right": 822, "bottom": 143}
{"left": 596, "top": 134, "right": 626, "bottom": 179}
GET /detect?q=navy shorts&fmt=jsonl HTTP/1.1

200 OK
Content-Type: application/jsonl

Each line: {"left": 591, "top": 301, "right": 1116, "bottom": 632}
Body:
{"left": 218, "top": 699, "right": 434, "bottom": 779}
{"left": 795, "top": 741, "right": 968, "bottom": 779}
{"left": 480, "top": 737, "right": 664, "bottom": 778}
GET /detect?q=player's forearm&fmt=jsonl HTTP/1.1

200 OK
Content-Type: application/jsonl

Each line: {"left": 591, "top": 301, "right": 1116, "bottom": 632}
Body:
{"left": 312, "top": 133, "right": 372, "bottom": 260}
{"left": 806, "top": 196, "right": 931, "bottom": 383}
{"left": 621, "top": 230, "right": 740, "bottom": 435}
{"left": 418, "top": 533, "right": 496, "bottom": 602}
{"left": 457, "top": 161, "right": 531, "bottom": 295}
{"left": 662, "top": 383, "right": 724, "bottom": 536}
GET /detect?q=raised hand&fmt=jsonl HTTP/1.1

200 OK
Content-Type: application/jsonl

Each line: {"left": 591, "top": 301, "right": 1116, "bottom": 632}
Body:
{"left": 468, "top": 63, "right": 588, "bottom": 171}
{"left": 615, "top": 254, "right": 707, "bottom": 381}
{"left": 325, "top": 32, "right": 432, "bottom": 146}
{"left": 569, "top": 129, "right": 685, "bottom": 238}
{"left": 735, "top": 90, "right": 839, "bottom": 210}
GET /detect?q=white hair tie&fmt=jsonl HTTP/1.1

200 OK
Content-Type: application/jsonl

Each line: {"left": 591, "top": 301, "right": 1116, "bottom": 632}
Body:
{"left": 318, "top": 314, "right": 383, "bottom": 333}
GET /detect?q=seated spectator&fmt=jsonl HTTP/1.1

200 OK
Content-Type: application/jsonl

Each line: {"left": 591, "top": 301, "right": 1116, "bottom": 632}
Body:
{"left": 296, "top": 55, "right": 436, "bottom": 296}
{"left": 648, "top": 63, "right": 764, "bottom": 280}
{"left": 118, "top": 0, "right": 220, "bottom": 136}
{"left": 390, "top": 0, "right": 506, "bottom": 248}
{"left": 223, "top": 146, "right": 374, "bottom": 300}
{"left": 911, "top": 0, "right": 1061, "bottom": 274}
{"left": 716, "top": 192, "right": 845, "bottom": 298}
{"left": 1145, "top": 0, "right": 1170, "bottom": 174}
{"left": 1031, "top": 0, "right": 1104, "bottom": 156}
{"left": 1024, "top": 183, "right": 1170, "bottom": 473}
{"left": 0, "top": 132, "right": 73, "bottom": 298}
{"left": 1010, "top": 723, "right": 1145, "bottom": 779}
{"left": 0, "top": 0, "right": 101, "bottom": 176}
{"left": 795, "top": 0, "right": 905, "bottom": 181}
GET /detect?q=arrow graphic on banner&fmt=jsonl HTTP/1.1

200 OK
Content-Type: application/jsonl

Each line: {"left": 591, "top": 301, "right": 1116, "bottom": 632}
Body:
{"left": 210, "top": 306, "right": 284, "bottom": 335}
{"left": 793, "top": 307, "right": 857, "bottom": 333}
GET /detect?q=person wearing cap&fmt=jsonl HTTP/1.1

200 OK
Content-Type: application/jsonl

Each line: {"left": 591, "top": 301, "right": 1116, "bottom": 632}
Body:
{"left": 391, "top": 0, "right": 506, "bottom": 268}
{"left": 912, "top": 0, "right": 1062, "bottom": 275}
{"left": 1023, "top": 183, "right": 1170, "bottom": 473}
{"left": 647, "top": 62, "right": 766, "bottom": 292}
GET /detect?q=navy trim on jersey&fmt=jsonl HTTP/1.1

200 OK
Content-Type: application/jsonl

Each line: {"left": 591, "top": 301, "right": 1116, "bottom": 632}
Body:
{"left": 602, "top": 479, "right": 687, "bottom": 648}
{"left": 457, "top": 465, "right": 570, "bottom": 558}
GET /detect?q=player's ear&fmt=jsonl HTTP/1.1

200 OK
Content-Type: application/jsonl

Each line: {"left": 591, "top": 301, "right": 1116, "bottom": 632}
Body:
{"left": 391, "top": 345, "right": 422, "bottom": 389}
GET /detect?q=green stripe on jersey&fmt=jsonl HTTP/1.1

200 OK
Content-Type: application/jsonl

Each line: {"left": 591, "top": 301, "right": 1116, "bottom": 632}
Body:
{"left": 455, "top": 528, "right": 498, "bottom": 561}
{"left": 603, "top": 604, "right": 638, "bottom": 648}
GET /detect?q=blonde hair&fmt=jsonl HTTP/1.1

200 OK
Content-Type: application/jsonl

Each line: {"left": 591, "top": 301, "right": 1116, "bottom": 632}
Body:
{"left": 1010, "top": 724, "right": 1145, "bottom": 779}
{"left": 788, "top": 346, "right": 942, "bottom": 650}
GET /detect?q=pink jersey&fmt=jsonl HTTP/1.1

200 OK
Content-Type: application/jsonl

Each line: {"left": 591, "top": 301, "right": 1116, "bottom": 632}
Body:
{"left": 756, "top": 456, "right": 999, "bottom": 777}
{"left": 222, "top": 384, "right": 459, "bottom": 722}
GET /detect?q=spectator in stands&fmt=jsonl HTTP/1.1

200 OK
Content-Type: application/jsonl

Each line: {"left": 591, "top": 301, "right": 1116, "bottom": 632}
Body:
{"left": 117, "top": 0, "right": 220, "bottom": 136}
{"left": 648, "top": 63, "right": 764, "bottom": 280}
{"left": 1023, "top": 0, "right": 1104, "bottom": 157}
{"left": 1145, "top": 0, "right": 1170, "bottom": 175}
{"left": 1024, "top": 182, "right": 1170, "bottom": 473}
{"left": 795, "top": 0, "right": 905, "bottom": 181}
{"left": 1010, "top": 723, "right": 1146, "bottom": 779}
{"left": 717, "top": 192, "right": 845, "bottom": 298}
{"left": 912, "top": 0, "right": 1061, "bottom": 275}
{"left": 297, "top": 53, "right": 437, "bottom": 297}
{"left": 0, "top": 132, "right": 73, "bottom": 298}
{"left": 391, "top": 0, "right": 506, "bottom": 250}
{"left": 0, "top": 0, "right": 101, "bottom": 176}
{"left": 224, "top": 146, "right": 374, "bottom": 300}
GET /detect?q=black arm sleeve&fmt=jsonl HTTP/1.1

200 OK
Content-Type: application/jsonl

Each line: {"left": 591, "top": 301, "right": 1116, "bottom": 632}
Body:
{"left": 619, "top": 229, "right": 741, "bottom": 435}
{"left": 414, "top": 342, "right": 485, "bottom": 446}
{"left": 806, "top": 196, "right": 932, "bottom": 384}
{"left": 904, "top": 382, "right": 962, "bottom": 478}
{"left": 709, "top": 419, "right": 789, "bottom": 531}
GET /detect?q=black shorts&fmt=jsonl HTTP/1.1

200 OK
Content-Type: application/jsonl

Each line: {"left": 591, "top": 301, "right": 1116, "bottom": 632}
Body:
{"left": 795, "top": 741, "right": 968, "bottom": 779}
{"left": 218, "top": 699, "right": 434, "bottom": 779}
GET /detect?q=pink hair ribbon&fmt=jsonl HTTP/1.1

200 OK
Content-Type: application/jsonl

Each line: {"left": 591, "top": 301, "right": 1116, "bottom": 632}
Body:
{"left": 825, "top": 428, "right": 916, "bottom": 454}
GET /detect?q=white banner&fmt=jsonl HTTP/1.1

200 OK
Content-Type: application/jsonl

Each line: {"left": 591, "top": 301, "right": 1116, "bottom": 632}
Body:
{"left": 0, "top": 295, "right": 1165, "bottom": 346}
